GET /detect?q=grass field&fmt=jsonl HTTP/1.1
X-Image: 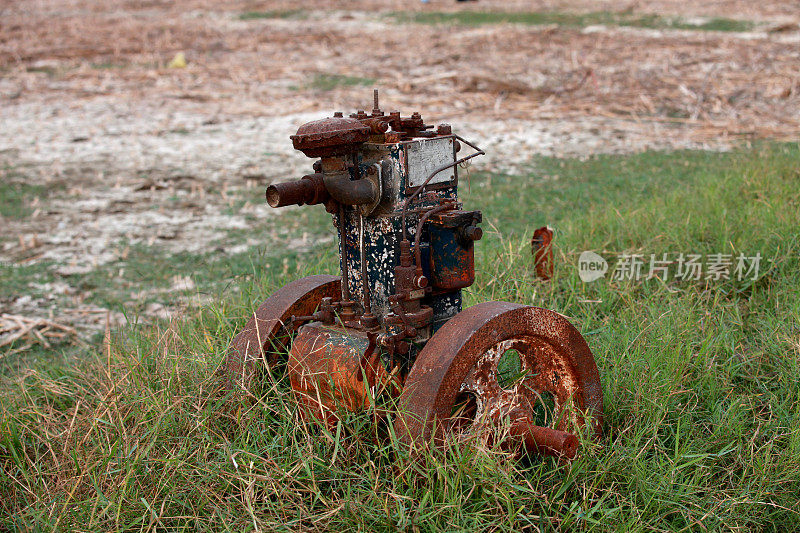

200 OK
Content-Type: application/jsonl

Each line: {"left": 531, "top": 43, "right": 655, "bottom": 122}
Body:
{"left": 390, "top": 11, "right": 758, "bottom": 32}
{"left": 236, "top": 9, "right": 759, "bottom": 32}
{"left": 2, "top": 142, "right": 799, "bottom": 530}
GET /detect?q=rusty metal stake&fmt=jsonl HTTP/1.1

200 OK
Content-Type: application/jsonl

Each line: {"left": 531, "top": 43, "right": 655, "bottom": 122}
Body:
{"left": 531, "top": 226, "right": 554, "bottom": 280}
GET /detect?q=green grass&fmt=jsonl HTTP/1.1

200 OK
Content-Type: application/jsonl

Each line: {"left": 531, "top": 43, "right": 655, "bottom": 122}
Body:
{"left": 0, "top": 177, "right": 48, "bottom": 220}
{"left": 2, "top": 143, "right": 799, "bottom": 529}
{"left": 305, "top": 73, "right": 377, "bottom": 92}
{"left": 391, "top": 11, "right": 758, "bottom": 32}
{"left": 238, "top": 10, "right": 306, "bottom": 21}
{"left": 77, "top": 200, "right": 334, "bottom": 311}
{"left": 90, "top": 62, "right": 125, "bottom": 70}
{"left": 0, "top": 261, "right": 55, "bottom": 301}
{"left": 0, "top": 165, "right": 66, "bottom": 221}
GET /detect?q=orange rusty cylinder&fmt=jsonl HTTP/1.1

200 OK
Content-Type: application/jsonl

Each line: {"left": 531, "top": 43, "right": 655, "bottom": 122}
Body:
{"left": 507, "top": 419, "right": 579, "bottom": 459}
{"left": 531, "top": 226, "right": 554, "bottom": 280}
{"left": 288, "top": 322, "right": 399, "bottom": 426}
{"left": 290, "top": 117, "right": 370, "bottom": 158}
{"left": 266, "top": 174, "right": 330, "bottom": 208}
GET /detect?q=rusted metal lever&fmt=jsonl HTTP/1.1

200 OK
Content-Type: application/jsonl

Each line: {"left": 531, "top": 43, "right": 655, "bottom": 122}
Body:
{"left": 357, "top": 331, "right": 381, "bottom": 386}
{"left": 531, "top": 226, "right": 554, "bottom": 280}
{"left": 290, "top": 297, "right": 337, "bottom": 327}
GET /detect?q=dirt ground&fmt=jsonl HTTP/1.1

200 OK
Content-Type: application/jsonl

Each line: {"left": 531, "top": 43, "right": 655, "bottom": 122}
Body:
{"left": 1, "top": 0, "right": 798, "bottom": 345}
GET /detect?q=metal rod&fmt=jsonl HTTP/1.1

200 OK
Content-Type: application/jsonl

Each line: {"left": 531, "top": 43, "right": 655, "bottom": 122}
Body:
{"left": 401, "top": 134, "right": 484, "bottom": 240}
{"left": 508, "top": 419, "right": 579, "bottom": 459}
{"left": 414, "top": 203, "right": 456, "bottom": 275}
{"left": 338, "top": 203, "right": 351, "bottom": 301}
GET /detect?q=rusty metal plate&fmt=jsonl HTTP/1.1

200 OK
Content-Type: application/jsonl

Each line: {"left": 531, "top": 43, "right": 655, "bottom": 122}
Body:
{"left": 395, "top": 302, "right": 603, "bottom": 456}
{"left": 225, "top": 275, "right": 340, "bottom": 391}
{"left": 405, "top": 137, "right": 456, "bottom": 188}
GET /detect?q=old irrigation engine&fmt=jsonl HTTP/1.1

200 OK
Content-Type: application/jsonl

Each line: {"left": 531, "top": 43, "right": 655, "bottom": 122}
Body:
{"left": 226, "top": 91, "right": 603, "bottom": 459}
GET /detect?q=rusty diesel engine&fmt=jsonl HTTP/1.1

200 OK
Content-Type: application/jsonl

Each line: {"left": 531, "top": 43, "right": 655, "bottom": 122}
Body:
{"left": 226, "top": 91, "right": 603, "bottom": 460}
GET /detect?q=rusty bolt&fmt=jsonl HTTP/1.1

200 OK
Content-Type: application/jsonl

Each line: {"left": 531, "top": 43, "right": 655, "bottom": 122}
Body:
{"left": 437, "top": 124, "right": 452, "bottom": 135}
{"left": 360, "top": 312, "right": 379, "bottom": 329}
{"left": 462, "top": 225, "right": 483, "bottom": 242}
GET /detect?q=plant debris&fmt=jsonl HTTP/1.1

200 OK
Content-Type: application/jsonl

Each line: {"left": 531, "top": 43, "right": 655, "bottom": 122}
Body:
{"left": 0, "top": 314, "right": 78, "bottom": 354}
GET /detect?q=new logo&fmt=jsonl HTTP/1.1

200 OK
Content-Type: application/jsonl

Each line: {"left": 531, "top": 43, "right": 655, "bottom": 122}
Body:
{"left": 578, "top": 251, "right": 608, "bottom": 282}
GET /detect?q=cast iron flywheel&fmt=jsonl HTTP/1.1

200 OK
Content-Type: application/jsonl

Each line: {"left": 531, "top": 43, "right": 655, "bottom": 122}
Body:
{"left": 225, "top": 275, "right": 340, "bottom": 390}
{"left": 395, "top": 302, "right": 603, "bottom": 458}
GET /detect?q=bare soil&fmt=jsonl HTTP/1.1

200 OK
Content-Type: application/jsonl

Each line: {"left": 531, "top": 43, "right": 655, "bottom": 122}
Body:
{"left": 1, "top": 0, "right": 798, "bottom": 342}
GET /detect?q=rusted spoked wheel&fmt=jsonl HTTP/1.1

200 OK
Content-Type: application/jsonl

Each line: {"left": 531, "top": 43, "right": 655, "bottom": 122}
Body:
{"left": 396, "top": 302, "right": 603, "bottom": 458}
{"left": 225, "top": 275, "right": 340, "bottom": 391}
